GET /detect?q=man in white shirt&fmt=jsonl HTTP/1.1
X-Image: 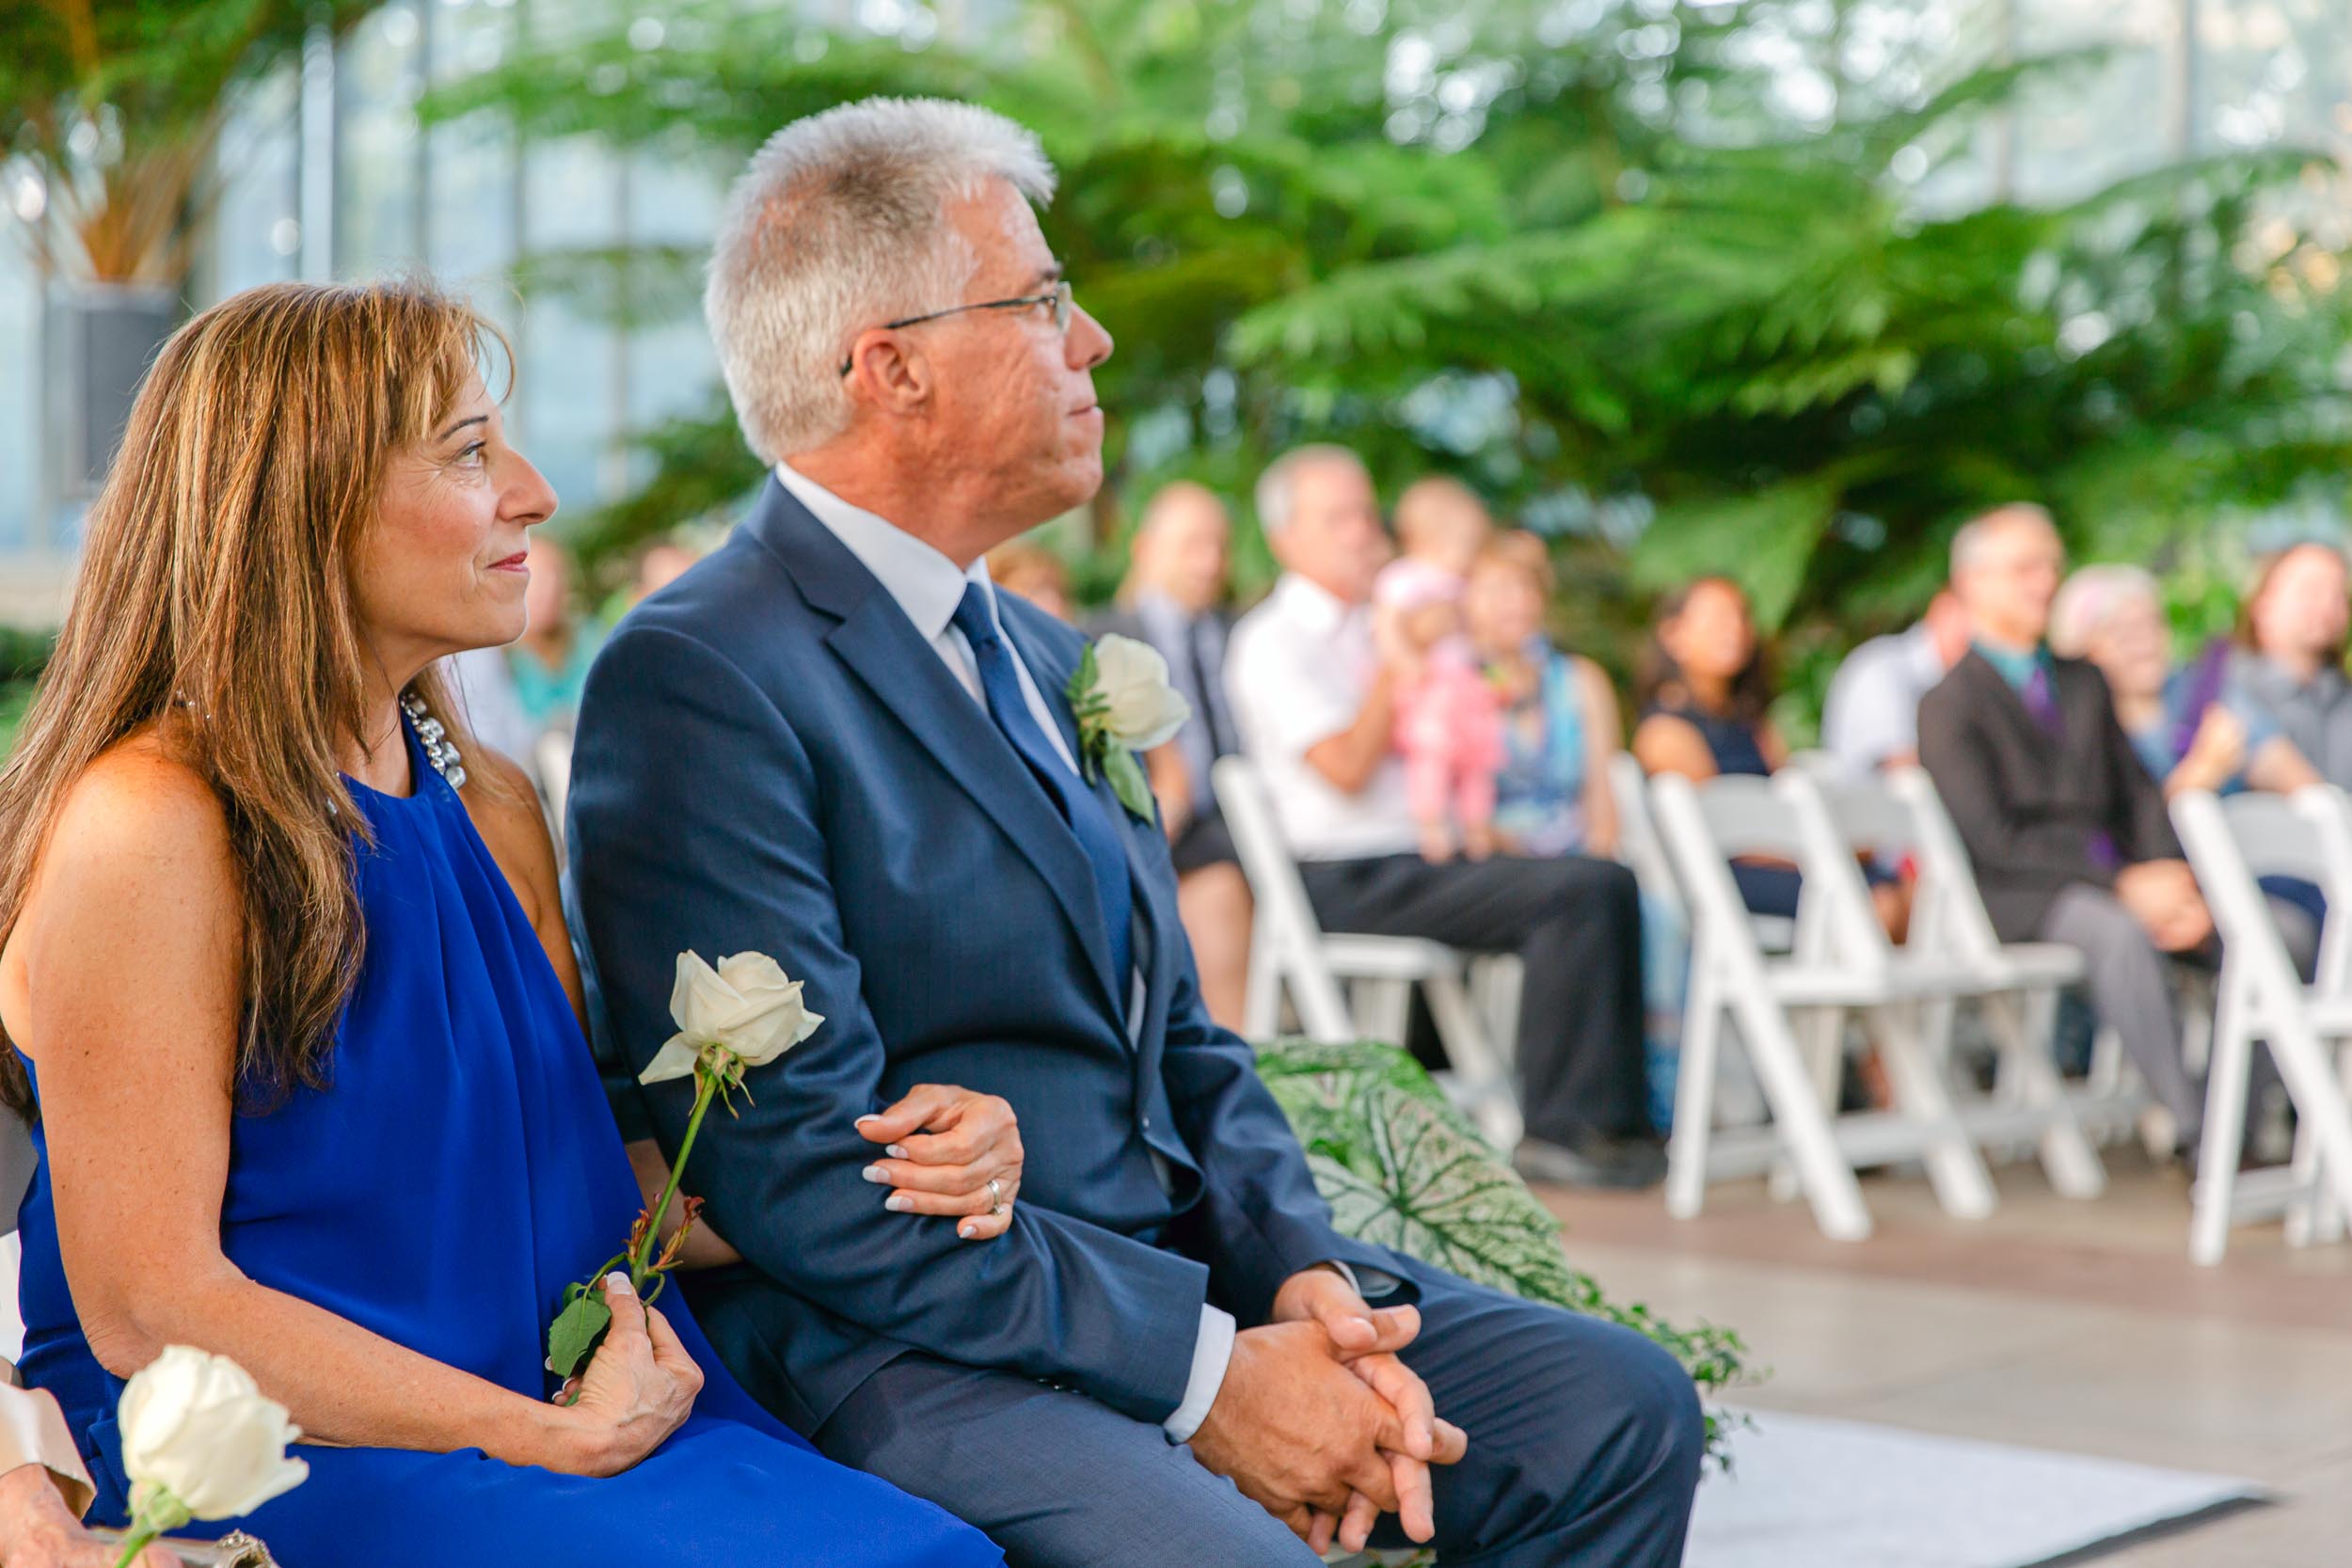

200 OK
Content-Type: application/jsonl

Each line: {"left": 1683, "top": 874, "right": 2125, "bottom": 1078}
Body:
{"left": 1226, "top": 447, "right": 1664, "bottom": 1189}
{"left": 1820, "top": 589, "right": 1970, "bottom": 775}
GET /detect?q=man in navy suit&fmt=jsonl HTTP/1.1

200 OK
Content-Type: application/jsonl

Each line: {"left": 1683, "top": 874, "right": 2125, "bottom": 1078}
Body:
{"left": 567, "top": 97, "right": 1701, "bottom": 1567}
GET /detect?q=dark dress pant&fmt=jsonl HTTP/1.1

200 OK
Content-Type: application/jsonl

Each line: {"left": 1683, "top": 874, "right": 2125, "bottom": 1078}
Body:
{"left": 1296, "top": 853, "right": 1654, "bottom": 1141}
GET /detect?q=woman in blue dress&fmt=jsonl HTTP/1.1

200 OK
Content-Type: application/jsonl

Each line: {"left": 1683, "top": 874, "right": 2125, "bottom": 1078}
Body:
{"left": 0, "top": 281, "right": 1007, "bottom": 1567}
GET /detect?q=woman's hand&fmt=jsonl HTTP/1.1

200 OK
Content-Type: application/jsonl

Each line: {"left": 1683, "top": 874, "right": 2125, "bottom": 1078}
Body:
{"left": 546, "top": 1274, "right": 702, "bottom": 1477}
{"left": 857, "top": 1085, "right": 1025, "bottom": 1241}
{"left": 0, "top": 1464, "right": 176, "bottom": 1568}
{"left": 2172, "top": 706, "right": 2246, "bottom": 796}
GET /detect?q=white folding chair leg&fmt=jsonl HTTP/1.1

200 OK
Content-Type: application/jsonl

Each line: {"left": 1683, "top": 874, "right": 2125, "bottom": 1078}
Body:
{"left": 2189, "top": 969, "right": 2255, "bottom": 1267}
{"left": 1665, "top": 954, "right": 1724, "bottom": 1221}
{"left": 2255, "top": 1004, "right": 2352, "bottom": 1252}
{"left": 1867, "top": 1004, "right": 1998, "bottom": 1220}
{"left": 1985, "top": 988, "right": 2105, "bottom": 1199}
{"left": 1728, "top": 989, "right": 1874, "bottom": 1242}
{"left": 1350, "top": 978, "right": 1413, "bottom": 1046}
{"left": 2294, "top": 1042, "right": 2348, "bottom": 1244}
{"left": 1243, "top": 939, "right": 1284, "bottom": 1038}
{"left": 1770, "top": 1005, "right": 1844, "bottom": 1204}
{"left": 1424, "top": 974, "right": 1524, "bottom": 1149}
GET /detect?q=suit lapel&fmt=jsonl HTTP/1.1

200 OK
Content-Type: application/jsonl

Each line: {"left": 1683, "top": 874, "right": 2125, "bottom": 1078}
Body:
{"left": 747, "top": 483, "right": 1122, "bottom": 1018}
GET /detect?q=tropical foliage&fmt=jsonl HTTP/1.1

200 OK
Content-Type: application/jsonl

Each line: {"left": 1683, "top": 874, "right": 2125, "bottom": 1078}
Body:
{"left": 428, "top": 0, "right": 2352, "bottom": 729}
{"left": 2, "top": 0, "right": 378, "bottom": 282}
{"left": 1256, "top": 1037, "right": 1751, "bottom": 1462}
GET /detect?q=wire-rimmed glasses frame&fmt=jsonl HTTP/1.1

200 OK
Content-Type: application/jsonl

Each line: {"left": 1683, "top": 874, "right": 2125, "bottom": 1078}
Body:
{"left": 836, "top": 280, "right": 1074, "bottom": 377}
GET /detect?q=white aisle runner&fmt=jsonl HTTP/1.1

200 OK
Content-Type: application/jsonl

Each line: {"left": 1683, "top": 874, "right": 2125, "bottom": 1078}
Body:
{"left": 1686, "top": 1409, "right": 2264, "bottom": 1568}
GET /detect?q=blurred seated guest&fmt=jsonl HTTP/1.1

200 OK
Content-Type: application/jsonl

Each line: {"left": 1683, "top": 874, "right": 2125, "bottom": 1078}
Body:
{"left": 2048, "top": 563, "right": 2318, "bottom": 799}
{"left": 1088, "top": 482, "right": 1252, "bottom": 1030}
{"left": 507, "top": 535, "right": 602, "bottom": 736}
{"left": 1630, "top": 577, "right": 1799, "bottom": 919}
{"left": 1228, "top": 446, "right": 1662, "bottom": 1187}
{"left": 2228, "top": 541, "right": 2352, "bottom": 786}
{"left": 984, "top": 538, "right": 1072, "bottom": 621}
{"left": 1465, "top": 534, "right": 1689, "bottom": 1128}
{"left": 1464, "top": 534, "right": 1621, "bottom": 859}
{"left": 1378, "top": 477, "right": 1491, "bottom": 610}
{"left": 1820, "top": 589, "right": 1971, "bottom": 774}
{"left": 0, "top": 1384, "right": 174, "bottom": 1566}
{"left": 1919, "top": 504, "right": 2213, "bottom": 1155}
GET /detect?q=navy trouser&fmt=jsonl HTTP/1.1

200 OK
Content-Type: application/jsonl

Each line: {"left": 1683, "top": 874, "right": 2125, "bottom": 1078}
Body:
{"left": 814, "top": 1257, "right": 1704, "bottom": 1568}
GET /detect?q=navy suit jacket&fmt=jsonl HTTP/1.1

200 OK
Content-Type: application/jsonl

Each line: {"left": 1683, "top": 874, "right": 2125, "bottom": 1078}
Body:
{"left": 564, "top": 478, "right": 1406, "bottom": 1436}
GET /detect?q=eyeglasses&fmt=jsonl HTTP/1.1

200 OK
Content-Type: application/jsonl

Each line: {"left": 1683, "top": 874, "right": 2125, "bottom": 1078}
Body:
{"left": 836, "top": 280, "right": 1074, "bottom": 376}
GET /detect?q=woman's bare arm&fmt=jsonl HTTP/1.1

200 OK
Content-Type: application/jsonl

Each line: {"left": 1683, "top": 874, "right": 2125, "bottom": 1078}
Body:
{"left": 1630, "top": 713, "right": 1718, "bottom": 783}
{"left": 13, "top": 746, "right": 628, "bottom": 1473}
{"left": 1575, "top": 658, "right": 1623, "bottom": 857}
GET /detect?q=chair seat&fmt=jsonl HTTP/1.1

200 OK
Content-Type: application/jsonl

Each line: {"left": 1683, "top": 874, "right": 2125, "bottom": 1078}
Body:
{"left": 1318, "top": 932, "right": 1467, "bottom": 981}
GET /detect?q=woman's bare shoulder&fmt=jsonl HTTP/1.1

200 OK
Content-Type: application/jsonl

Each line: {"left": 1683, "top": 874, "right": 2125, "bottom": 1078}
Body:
{"left": 42, "top": 730, "right": 236, "bottom": 891}
{"left": 457, "top": 747, "right": 561, "bottom": 924}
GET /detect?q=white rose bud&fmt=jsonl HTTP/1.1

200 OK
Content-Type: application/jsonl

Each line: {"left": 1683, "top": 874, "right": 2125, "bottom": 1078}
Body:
{"left": 641, "top": 950, "right": 824, "bottom": 1085}
{"left": 119, "top": 1347, "right": 309, "bottom": 1523}
{"left": 1090, "top": 635, "right": 1191, "bottom": 752}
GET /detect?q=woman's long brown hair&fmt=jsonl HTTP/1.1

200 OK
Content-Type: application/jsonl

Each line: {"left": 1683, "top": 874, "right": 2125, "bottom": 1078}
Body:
{"left": 0, "top": 279, "right": 507, "bottom": 1119}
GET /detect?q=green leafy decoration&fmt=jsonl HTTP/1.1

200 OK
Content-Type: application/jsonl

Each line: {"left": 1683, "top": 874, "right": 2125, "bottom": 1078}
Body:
{"left": 1257, "top": 1037, "right": 1755, "bottom": 1465}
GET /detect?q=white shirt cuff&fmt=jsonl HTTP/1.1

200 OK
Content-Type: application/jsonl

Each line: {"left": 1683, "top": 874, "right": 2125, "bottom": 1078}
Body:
{"left": 1322, "top": 1259, "right": 1403, "bottom": 1300}
{"left": 1161, "top": 1304, "right": 1236, "bottom": 1445}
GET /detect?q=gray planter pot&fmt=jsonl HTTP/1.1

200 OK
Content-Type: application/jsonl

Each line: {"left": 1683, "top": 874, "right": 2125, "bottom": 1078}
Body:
{"left": 43, "top": 282, "right": 180, "bottom": 502}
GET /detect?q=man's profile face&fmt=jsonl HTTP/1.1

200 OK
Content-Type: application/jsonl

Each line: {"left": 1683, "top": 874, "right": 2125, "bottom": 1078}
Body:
{"left": 919, "top": 181, "right": 1115, "bottom": 527}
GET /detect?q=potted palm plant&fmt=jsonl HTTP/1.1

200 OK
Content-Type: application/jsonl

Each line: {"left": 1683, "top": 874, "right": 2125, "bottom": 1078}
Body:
{"left": 3, "top": 1, "right": 375, "bottom": 501}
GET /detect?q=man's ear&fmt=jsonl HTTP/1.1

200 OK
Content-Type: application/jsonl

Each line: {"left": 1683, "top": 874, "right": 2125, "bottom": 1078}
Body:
{"left": 843, "top": 335, "right": 933, "bottom": 416}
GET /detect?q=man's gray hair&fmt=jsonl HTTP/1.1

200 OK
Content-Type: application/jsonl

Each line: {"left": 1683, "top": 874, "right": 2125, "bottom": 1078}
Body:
{"left": 705, "top": 97, "right": 1057, "bottom": 462}
{"left": 1949, "top": 501, "right": 2057, "bottom": 578}
{"left": 1254, "top": 444, "right": 1368, "bottom": 535}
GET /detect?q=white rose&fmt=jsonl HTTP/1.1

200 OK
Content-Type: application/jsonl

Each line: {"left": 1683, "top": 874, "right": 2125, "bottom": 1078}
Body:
{"left": 640, "top": 950, "right": 825, "bottom": 1085}
{"left": 1090, "top": 635, "right": 1191, "bottom": 752}
{"left": 118, "top": 1347, "right": 309, "bottom": 1523}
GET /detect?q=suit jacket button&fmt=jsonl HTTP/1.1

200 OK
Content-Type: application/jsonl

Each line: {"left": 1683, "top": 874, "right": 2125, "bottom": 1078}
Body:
{"left": 1140, "top": 1115, "right": 1152, "bottom": 1131}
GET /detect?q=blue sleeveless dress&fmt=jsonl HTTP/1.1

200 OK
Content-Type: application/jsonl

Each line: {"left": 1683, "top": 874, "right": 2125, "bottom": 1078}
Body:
{"left": 14, "top": 719, "right": 1000, "bottom": 1568}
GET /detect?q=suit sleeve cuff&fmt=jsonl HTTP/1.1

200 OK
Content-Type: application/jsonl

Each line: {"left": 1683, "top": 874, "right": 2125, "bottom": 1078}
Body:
{"left": 1160, "top": 1304, "right": 1236, "bottom": 1444}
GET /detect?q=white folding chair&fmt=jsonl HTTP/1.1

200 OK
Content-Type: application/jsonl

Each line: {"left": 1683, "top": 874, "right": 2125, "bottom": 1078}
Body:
{"left": 1788, "top": 769, "right": 2106, "bottom": 1199}
{"left": 1214, "top": 757, "right": 1522, "bottom": 1148}
{"left": 2171, "top": 785, "right": 2352, "bottom": 1265}
{"left": 1652, "top": 771, "right": 1997, "bottom": 1240}
{"left": 1611, "top": 752, "right": 1794, "bottom": 954}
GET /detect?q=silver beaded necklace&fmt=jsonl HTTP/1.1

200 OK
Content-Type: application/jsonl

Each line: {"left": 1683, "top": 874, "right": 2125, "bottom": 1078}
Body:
{"left": 399, "top": 690, "right": 468, "bottom": 789}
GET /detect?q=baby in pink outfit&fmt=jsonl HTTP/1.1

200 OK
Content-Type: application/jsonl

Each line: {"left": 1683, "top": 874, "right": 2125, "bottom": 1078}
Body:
{"left": 1375, "top": 479, "right": 1502, "bottom": 863}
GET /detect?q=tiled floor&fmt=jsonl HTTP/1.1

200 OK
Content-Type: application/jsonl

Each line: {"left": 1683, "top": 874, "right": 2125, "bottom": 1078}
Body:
{"left": 1531, "top": 1154, "right": 2352, "bottom": 1567}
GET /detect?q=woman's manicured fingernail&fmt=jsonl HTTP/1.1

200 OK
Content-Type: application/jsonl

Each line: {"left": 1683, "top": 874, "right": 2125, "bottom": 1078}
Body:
{"left": 959, "top": 1222, "right": 977, "bottom": 1239}
{"left": 885, "top": 1195, "right": 912, "bottom": 1212}
{"left": 861, "top": 1164, "right": 889, "bottom": 1183}
{"left": 854, "top": 1114, "right": 881, "bottom": 1125}
{"left": 886, "top": 1144, "right": 910, "bottom": 1161}
{"left": 605, "top": 1271, "right": 633, "bottom": 1294}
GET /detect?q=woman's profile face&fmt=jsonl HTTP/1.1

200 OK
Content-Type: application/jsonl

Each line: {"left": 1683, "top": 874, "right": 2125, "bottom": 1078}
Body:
{"left": 1663, "top": 579, "right": 1755, "bottom": 684}
{"left": 355, "top": 373, "right": 556, "bottom": 669}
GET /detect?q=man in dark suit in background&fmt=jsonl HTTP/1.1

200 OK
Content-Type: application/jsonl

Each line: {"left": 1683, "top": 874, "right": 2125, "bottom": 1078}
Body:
{"left": 568, "top": 96, "right": 1701, "bottom": 1568}
{"left": 1087, "top": 482, "right": 1252, "bottom": 1029}
{"left": 1917, "top": 503, "right": 2213, "bottom": 1154}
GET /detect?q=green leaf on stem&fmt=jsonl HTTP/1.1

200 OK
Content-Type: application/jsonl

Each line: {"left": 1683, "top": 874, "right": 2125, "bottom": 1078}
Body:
{"left": 1104, "top": 745, "right": 1155, "bottom": 822}
{"left": 547, "top": 1293, "right": 612, "bottom": 1383}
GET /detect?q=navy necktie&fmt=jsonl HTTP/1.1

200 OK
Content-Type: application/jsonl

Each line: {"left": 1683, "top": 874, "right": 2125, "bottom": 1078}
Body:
{"left": 951, "top": 584, "right": 1134, "bottom": 1001}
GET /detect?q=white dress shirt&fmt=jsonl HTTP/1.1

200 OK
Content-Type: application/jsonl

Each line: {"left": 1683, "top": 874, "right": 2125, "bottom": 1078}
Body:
{"left": 773, "top": 463, "right": 1235, "bottom": 1442}
{"left": 1225, "top": 573, "right": 1420, "bottom": 860}
{"left": 1820, "top": 622, "right": 1947, "bottom": 778}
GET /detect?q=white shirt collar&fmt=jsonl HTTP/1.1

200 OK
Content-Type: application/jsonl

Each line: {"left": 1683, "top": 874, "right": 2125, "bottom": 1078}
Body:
{"left": 774, "top": 461, "right": 993, "bottom": 642}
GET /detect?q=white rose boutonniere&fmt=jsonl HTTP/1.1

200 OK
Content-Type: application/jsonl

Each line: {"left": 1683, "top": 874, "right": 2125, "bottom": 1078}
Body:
{"left": 112, "top": 1346, "right": 308, "bottom": 1565}
{"left": 1066, "top": 634, "right": 1191, "bottom": 822}
{"left": 546, "top": 950, "right": 824, "bottom": 1388}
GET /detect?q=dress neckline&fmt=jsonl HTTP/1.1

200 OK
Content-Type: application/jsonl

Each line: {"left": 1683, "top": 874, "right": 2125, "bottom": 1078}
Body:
{"left": 341, "top": 708, "right": 441, "bottom": 810}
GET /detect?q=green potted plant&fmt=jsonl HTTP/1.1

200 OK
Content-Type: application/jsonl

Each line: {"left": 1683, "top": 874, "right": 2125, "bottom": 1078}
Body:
{"left": 2, "top": 0, "right": 375, "bottom": 501}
